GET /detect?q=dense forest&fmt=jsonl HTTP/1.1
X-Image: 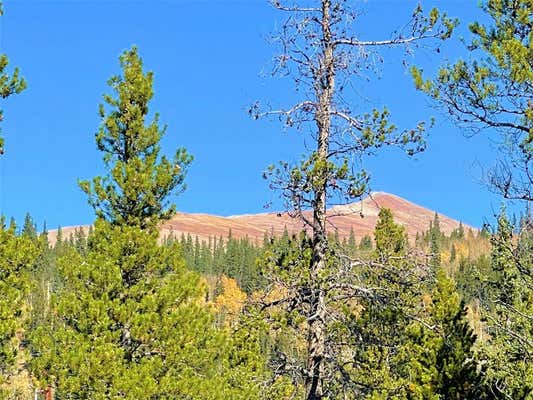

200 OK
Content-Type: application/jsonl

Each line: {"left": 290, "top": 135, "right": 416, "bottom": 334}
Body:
{"left": 0, "top": 0, "right": 531, "bottom": 399}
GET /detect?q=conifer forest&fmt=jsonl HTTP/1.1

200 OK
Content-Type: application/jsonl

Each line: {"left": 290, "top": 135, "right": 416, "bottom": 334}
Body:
{"left": 0, "top": 0, "right": 531, "bottom": 399}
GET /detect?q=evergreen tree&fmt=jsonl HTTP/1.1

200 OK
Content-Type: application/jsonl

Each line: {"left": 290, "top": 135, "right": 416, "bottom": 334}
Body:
{"left": 481, "top": 209, "right": 533, "bottom": 398}
{"left": 28, "top": 222, "right": 57, "bottom": 333}
{"left": 398, "top": 268, "right": 487, "bottom": 399}
{"left": 0, "top": 219, "right": 37, "bottom": 382}
{"left": 30, "top": 47, "right": 270, "bottom": 399}
{"left": 348, "top": 209, "right": 420, "bottom": 397}
{"left": 213, "top": 236, "right": 225, "bottom": 275}
{"left": 449, "top": 243, "right": 456, "bottom": 263}
{"left": 346, "top": 228, "right": 357, "bottom": 255}
{"left": 429, "top": 226, "right": 441, "bottom": 270}
{"left": 374, "top": 208, "right": 408, "bottom": 261}
{"left": 457, "top": 222, "right": 464, "bottom": 239}
{"left": 432, "top": 213, "right": 441, "bottom": 237}
{"left": 73, "top": 227, "right": 88, "bottom": 256}
{"left": 224, "top": 229, "right": 239, "bottom": 278}
{"left": 31, "top": 222, "right": 266, "bottom": 399}
{"left": 412, "top": 0, "right": 532, "bottom": 202}
{"left": 193, "top": 235, "right": 200, "bottom": 271}
{"left": 0, "top": 2, "right": 26, "bottom": 155}
{"left": 78, "top": 47, "right": 192, "bottom": 230}
{"left": 54, "top": 227, "right": 63, "bottom": 251}
{"left": 358, "top": 234, "right": 373, "bottom": 252}
{"left": 21, "top": 212, "right": 38, "bottom": 240}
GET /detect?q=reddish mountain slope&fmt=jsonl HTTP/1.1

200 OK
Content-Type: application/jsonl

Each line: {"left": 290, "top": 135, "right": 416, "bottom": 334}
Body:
{"left": 161, "top": 192, "right": 469, "bottom": 243}
{"left": 49, "top": 192, "right": 471, "bottom": 245}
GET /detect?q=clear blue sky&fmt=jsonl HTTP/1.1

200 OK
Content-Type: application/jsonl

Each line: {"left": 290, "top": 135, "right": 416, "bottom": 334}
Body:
{"left": 0, "top": 0, "right": 506, "bottom": 230}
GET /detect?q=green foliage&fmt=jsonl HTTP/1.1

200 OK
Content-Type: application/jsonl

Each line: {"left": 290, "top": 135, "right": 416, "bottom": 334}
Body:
{"left": 3, "top": 3, "right": 529, "bottom": 398}
{"left": 455, "top": 254, "right": 491, "bottom": 304}
{"left": 429, "top": 227, "right": 441, "bottom": 270}
{"left": 255, "top": 3, "right": 458, "bottom": 398}
{"left": 412, "top": 0, "right": 532, "bottom": 201}
{"left": 374, "top": 208, "right": 408, "bottom": 260}
{"left": 359, "top": 234, "right": 373, "bottom": 252}
{"left": 450, "top": 222, "right": 465, "bottom": 240}
{"left": 348, "top": 212, "right": 489, "bottom": 399}
{"left": 0, "top": 219, "right": 38, "bottom": 381}
{"left": 399, "top": 268, "right": 487, "bottom": 399}
{"left": 174, "top": 233, "right": 265, "bottom": 294}
{"left": 21, "top": 213, "right": 38, "bottom": 241}
{"left": 449, "top": 244, "right": 456, "bottom": 263}
{"left": 29, "top": 46, "right": 271, "bottom": 399}
{"left": 252, "top": 209, "right": 493, "bottom": 399}
{"left": 30, "top": 221, "right": 266, "bottom": 399}
{"left": 480, "top": 209, "right": 533, "bottom": 399}
{"left": 0, "top": 6, "right": 27, "bottom": 154}
{"left": 79, "top": 47, "right": 192, "bottom": 229}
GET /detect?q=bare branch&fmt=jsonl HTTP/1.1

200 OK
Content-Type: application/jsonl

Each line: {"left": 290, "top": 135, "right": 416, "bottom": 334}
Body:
{"left": 271, "top": 0, "right": 321, "bottom": 13}
{"left": 335, "top": 36, "right": 433, "bottom": 47}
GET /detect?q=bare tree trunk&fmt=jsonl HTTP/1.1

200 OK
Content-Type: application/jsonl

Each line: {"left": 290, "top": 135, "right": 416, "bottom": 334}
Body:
{"left": 306, "top": 1, "right": 334, "bottom": 398}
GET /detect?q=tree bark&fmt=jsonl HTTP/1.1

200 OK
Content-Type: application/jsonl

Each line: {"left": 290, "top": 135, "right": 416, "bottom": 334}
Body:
{"left": 306, "top": 1, "right": 334, "bottom": 399}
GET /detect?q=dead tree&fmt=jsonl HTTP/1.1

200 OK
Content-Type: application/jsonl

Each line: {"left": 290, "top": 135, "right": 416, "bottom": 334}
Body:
{"left": 251, "top": 1, "right": 456, "bottom": 399}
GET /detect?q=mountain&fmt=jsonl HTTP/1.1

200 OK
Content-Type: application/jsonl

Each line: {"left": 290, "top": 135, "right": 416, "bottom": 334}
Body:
{"left": 46, "top": 192, "right": 472, "bottom": 245}
{"left": 161, "top": 192, "right": 469, "bottom": 243}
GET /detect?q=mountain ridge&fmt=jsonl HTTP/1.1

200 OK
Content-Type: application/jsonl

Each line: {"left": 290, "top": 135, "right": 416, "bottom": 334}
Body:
{"left": 46, "top": 192, "right": 472, "bottom": 246}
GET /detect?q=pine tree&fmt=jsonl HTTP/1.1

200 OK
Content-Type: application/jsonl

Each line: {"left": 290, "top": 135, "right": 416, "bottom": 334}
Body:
{"left": 449, "top": 243, "right": 456, "bottom": 263}
{"left": 429, "top": 226, "right": 441, "bottom": 270}
{"left": 481, "top": 208, "right": 533, "bottom": 398}
{"left": 432, "top": 213, "right": 441, "bottom": 237}
{"left": 346, "top": 228, "right": 357, "bottom": 256}
{"left": 412, "top": 0, "right": 532, "bottom": 202}
{"left": 0, "top": 2, "right": 26, "bottom": 155}
{"left": 28, "top": 221, "right": 57, "bottom": 333}
{"left": 73, "top": 227, "right": 88, "bottom": 256}
{"left": 358, "top": 234, "right": 373, "bottom": 252}
{"left": 0, "top": 219, "right": 38, "bottom": 383}
{"left": 397, "top": 268, "right": 487, "bottom": 399}
{"left": 31, "top": 222, "right": 266, "bottom": 399}
{"left": 78, "top": 47, "right": 192, "bottom": 230}
{"left": 21, "top": 212, "right": 38, "bottom": 240}
{"left": 458, "top": 222, "right": 464, "bottom": 239}
{"left": 374, "top": 208, "right": 408, "bottom": 261}
{"left": 30, "top": 47, "right": 270, "bottom": 399}
{"left": 54, "top": 226, "right": 63, "bottom": 251}
{"left": 349, "top": 209, "right": 420, "bottom": 397}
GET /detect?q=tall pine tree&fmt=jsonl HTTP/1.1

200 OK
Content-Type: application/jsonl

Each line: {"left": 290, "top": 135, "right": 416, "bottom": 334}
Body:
{"left": 78, "top": 47, "right": 192, "bottom": 230}
{"left": 30, "top": 47, "right": 269, "bottom": 399}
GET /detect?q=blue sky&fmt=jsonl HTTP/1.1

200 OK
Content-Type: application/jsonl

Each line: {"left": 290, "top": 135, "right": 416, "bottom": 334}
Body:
{"left": 0, "top": 0, "right": 507, "bottom": 230}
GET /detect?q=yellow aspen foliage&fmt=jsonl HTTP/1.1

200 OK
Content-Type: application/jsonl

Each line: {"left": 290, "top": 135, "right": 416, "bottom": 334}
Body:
{"left": 214, "top": 275, "right": 247, "bottom": 326}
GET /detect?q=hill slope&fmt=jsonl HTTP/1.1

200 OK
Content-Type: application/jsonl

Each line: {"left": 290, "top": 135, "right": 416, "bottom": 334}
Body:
{"left": 161, "top": 192, "right": 469, "bottom": 243}
{"left": 49, "top": 192, "right": 471, "bottom": 245}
